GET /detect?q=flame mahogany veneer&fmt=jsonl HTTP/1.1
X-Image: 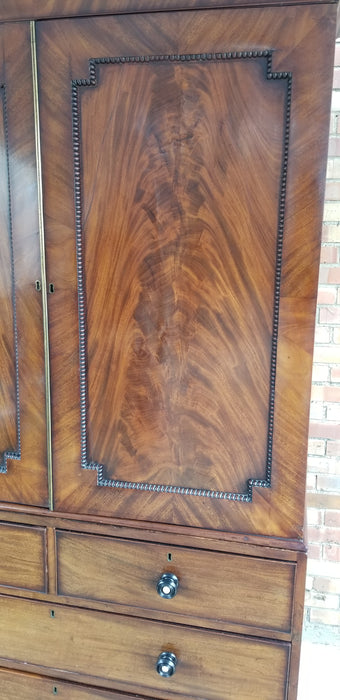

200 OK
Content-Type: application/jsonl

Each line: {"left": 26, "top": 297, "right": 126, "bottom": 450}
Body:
{"left": 0, "top": 1, "right": 337, "bottom": 698}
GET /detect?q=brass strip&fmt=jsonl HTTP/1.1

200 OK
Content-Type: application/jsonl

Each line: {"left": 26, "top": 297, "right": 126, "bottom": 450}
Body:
{"left": 30, "top": 21, "right": 54, "bottom": 510}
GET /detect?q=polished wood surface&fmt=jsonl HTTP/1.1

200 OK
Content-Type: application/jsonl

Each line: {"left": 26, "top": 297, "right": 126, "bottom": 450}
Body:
{"left": 56, "top": 530, "right": 295, "bottom": 633}
{"left": 0, "top": 4, "right": 334, "bottom": 700}
{"left": 0, "top": 669, "right": 144, "bottom": 700}
{"left": 39, "top": 4, "right": 336, "bottom": 534}
{"left": 0, "top": 507, "right": 304, "bottom": 558}
{"left": 0, "top": 0, "right": 335, "bottom": 22}
{"left": 0, "top": 522, "right": 46, "bottom": 592}
{"left": 0, "top": 23, "right": 48, "bottom": 506}
{"left": 287, "top": 551, "right": 307, "bottom": 700}
{"left": 0, "top": 595, "right": 289, "bottom": 699}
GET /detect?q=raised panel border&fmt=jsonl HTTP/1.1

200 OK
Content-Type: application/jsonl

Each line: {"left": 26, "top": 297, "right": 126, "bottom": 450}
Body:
{"left": 0, "top": 83, "right": 21, "bottom": 473}
{"left": 72, "top": 50, "right": 292, "bottom": 503}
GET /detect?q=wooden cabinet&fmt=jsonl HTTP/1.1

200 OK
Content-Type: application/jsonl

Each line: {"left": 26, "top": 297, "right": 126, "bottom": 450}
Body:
{"left": 0, "top": 1, "right": 337, "bottom": 698}
{"left": 0, "top": 22, "right": 48, "bottom": 507}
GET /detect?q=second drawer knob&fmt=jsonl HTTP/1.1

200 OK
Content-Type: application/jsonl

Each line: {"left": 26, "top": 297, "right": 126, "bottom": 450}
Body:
{"left": 157, "top": 572, "right": 179, "bottom": 599}
{"left": 156, "top": 651, "right": 177, "bottom": 677}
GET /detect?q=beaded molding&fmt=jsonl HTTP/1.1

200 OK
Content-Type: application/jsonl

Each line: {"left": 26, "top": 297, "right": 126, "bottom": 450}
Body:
{"left": 72, "top": 51, "right": 292, "bottom": 502}
{"left": 0, "top": 84, "right": 21, "bottom": 472}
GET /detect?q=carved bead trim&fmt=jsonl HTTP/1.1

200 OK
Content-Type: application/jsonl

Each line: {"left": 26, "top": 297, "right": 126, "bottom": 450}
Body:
{"left": 72, "top": 51, "right": 292, "bottom": 502}
{"left": 0, "top": 84, "right": 21, "bottom": 472}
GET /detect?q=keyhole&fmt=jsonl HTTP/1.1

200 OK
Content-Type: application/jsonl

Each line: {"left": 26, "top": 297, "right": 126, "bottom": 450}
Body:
{"left": 52, "top": 687, "right": 58, "bottom": 695}
{"left": 167, "top": 553, "right": 172, "bottom": 562}
{"left": 49, "top": 282, "right": 55, "bottom": 293}
{"left": 35, "top": 280, "right": 41, "bottom": 291}
{"left": 50, "top": 609, "right": 55, "bottom": 618}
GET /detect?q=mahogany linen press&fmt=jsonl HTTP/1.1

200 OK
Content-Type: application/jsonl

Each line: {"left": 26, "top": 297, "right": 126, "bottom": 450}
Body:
{"left": 0, "top": 0, "right": 337, "bottom": 698}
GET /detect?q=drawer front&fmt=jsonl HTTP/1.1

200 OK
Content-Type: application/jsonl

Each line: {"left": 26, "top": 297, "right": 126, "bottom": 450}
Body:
{"left": 0, "top": 668, "right": 144, "bottom": 699}
{"left": 57, "top": 531, "right": 295, "bottom": 633}
{"left": 0, "top": 523, "right": 46, "bottom": 592}
{"left": 0, "top": 596, "right": 289, "bottom": 699}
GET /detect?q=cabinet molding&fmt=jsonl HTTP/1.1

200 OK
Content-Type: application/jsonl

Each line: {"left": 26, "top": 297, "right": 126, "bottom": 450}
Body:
{"left": 0, "top": 22, "right": 48, "bottom": 506}
{"left": 72, "top": 50, "right": 292, "bottom": 504}
{"left": 0, "top": 82, "right": 20, "bottom": 472}
{"left": 0, "top": 0, "right": 336, "bottom": 23}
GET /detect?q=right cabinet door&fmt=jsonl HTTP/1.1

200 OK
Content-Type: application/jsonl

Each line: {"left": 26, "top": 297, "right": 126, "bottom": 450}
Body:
{"left": 37, "top": 4, "right": 335, "bottom": 535}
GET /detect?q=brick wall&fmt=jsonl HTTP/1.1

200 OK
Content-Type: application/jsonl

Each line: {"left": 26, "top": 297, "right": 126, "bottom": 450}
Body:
{"left": 304, "top": 41, "right": 340, "bottom": 633}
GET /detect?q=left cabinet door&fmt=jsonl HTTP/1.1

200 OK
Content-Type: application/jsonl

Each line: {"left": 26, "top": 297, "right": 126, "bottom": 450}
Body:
{"left": 0, "top": 23, "right": 48, "bottom": 506}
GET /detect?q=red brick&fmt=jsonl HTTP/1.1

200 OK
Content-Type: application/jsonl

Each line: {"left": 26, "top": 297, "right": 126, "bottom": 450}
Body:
{"left": 322, "top": 224, "right": 340, "bottom": 243}
{"left": 314, "top": 325, "right": 331, "bottom": 344}
{"left": 317, "top": 474, "right": 340, "bottom": 491}
{"left": 309, "top": 423, "right": 340, "bottom": 439}
{"left": 331, "top": 366, "right": 340, "bottom": 382}
{"left": 333, "top": 327, "right": 340, "bottom": 344}
{"left": 327, "top": 159, "right": 334, "bottom": 177}
{"left": 318, "top": 267, "right": 340, "bottom": 285}
{"left": 310, "top": 402, "right": 324, "bottom": 421}
{"left": 333, "top": 70, "right": 340, "bottom": 89}
{"left": 310, "top": 608, "right": 340, "bottom": 625}
{"left": 308, "top": 456, "right": 336, "bottom": 473}
{"left": 307, "top": 526, "right": 340, "bottom": 544}
{"left": 330, "top": 113, "right": 338, "bottom": 134}
{"left": 313, "top": 576, "right": 340, "bottom": 595}
{"left": 325, "top": 181, "right": 340, "bottom": 200}
{"left": 307, "top": 543, "right": 322, "bottom": 560}
{"left": 312, "top": 364, "right": 330, "bottom": 382}
{"left": 323, "top": 543, "right": 340, "bottom": 563}
{"left": 313, "top": 346, "right": 340, "bottom": 363}
{"left": 307, "top": 509, "right": 323, "bottom": 527}
{"left": 334, "top": 45, "right": 340, "bottom": 67}
{"left": 306, "top": 473, "right": 317, "bottom": 491}
{"left": 308, "top": 438, "right": 326, "bottom": 456}
{"left": 317, "top": 287, "right": 337, "bottom": 305}
{"left": 319, "top": 307, "right": 340, "bottom": 324}
{"left": 325, "top": 510, "right": 340, "bottom": 527}
{"left": 320, "top": 246, "right": 338, "bottom": 264}
{"left": 315, "top": 386, "right": 340, "bottom": 402}
{"left": 310, "top": 386, "right": 323, "bottom": 401}
{"left": 309, "top": 591, "right": 339, "bottom": 608}
{"left": 327, "top": 403, "right": 340, "bottom": 421}
{"left": 328, "top": 137, "right": 340, "bottom": 157}
{"left": 305, "top": 575, "right": 314, "bottom": 591}
{"left": 326, "top": 440, "right": 340, "bottom": 457}
{"left": 327, "top": 157, "right": 340, "bottom": 177}
{"left": 326, "top": 268, "right": 340, "bottom": 285}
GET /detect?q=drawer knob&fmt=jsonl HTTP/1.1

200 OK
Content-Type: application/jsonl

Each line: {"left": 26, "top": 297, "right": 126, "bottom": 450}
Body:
{"left": 156, "top": 651, "right": 177, "bottom": 677}
{"left": 157, "top": 572, "right": 179, "bottom": 599}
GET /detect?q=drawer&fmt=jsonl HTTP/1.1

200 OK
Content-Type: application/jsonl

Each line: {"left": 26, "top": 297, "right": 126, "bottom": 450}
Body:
{"left": 0, "top": 522, "right": 46, "bottom": 592}
{"left": 0, "top": 668, "right": 144, "bottom": 699}
{"left": 57, "top": 531, "right": 295, "bottom": 633}
{"left": 0, "top": 596, "right": 289, "bottom": 700}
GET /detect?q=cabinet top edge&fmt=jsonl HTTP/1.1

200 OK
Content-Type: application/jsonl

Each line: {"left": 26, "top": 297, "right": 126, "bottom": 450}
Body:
{"left": 0, "top": 0, "right": 337, "bottom": 23}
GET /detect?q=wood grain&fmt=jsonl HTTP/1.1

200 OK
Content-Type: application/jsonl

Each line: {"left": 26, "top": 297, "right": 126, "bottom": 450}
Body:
{"left": 0, "top": 522, "right": 46, "bottom": 592}
{"left": 0, "top": 506, "right": 304, "bottom": 558}
{"left": 0, "top": 668, "right": 144, "bottom": 700}
{"left": 38, "top": 3, "right": 337, "bottom": 534}
{"left": 0, "top": 0, "right": 335, "bottom": 23}
{"left": 0, "top": 23, "right": 48, "bottom": 506}
{"left": 0, "top": 84, "right": 17, "bottom": 466}
{"left": 0, "top": 595, "right": 290, "bottom": 699}
{"left": 56, "top": 530, "right": 295, "bottom": 634}
{"left": 82, "top": 55, "right": 283, "bottom": 495}
{"left": 288, "top": 552, "right": 307, "bottom": 700}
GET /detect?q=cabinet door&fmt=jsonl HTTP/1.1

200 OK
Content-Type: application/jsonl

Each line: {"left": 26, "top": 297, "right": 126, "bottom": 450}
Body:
{"left": 0, "top": 23, "right": 48, "bottom": 507}
{"left": 38, "top": 5, "right": 335, "bottom": 535}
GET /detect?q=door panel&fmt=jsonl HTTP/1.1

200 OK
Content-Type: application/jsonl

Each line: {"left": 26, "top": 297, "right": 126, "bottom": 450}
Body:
{"left": 0, "top": 23, "right": 48, "bottom": 506}
{"left": 38, "top": 6, "right": 335, "bottom": 533}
